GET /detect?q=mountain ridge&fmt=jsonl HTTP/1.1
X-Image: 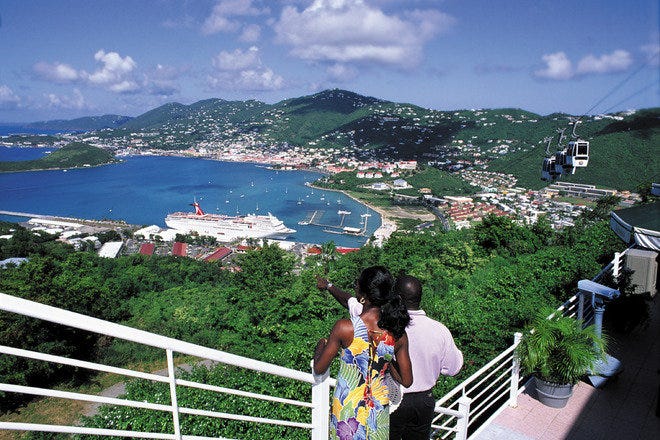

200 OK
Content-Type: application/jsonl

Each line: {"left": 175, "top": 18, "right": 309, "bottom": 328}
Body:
{"left": 2, "top": 89, "right": 658, "bottom": 191}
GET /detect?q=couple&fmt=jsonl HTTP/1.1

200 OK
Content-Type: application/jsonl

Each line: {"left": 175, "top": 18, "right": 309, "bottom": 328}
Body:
{"left": 313, "top": 266, "right": 463, "bottom": 440}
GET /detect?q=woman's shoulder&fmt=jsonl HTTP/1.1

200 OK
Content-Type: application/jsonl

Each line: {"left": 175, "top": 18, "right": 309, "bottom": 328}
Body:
{"left": 332, "top": 318, "right": 354, "bottom": 334}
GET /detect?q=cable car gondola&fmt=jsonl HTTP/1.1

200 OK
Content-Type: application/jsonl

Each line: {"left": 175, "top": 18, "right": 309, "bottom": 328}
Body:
{"left": 554, "top": 150, "right": 575, "bottom": 175}
{"left": 541, "top": 156, "right": 560, "bottom": 181}
{"left": 539, "top": 120, "right": 589, "bottom": 181}
{"left": 565, "top": 139, "right": 589, "bottom": 168}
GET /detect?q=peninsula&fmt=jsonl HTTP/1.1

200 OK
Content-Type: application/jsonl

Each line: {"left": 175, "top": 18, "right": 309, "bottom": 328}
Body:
{"left": 0, "top": 142, "right": 118, "bottom": 173}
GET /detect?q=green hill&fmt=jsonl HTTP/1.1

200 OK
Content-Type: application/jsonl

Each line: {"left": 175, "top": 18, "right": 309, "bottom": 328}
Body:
{"left": 9, "top": 90, "right": 658, "bottom": 191}
{"left": 487, "top": 109, "right": 660, "bottom": 190}
{"left": 0, "top": 142, "right": 117, "bottom": 172}
{"left": 22, "top": 114, "right": 132, "bottom": 131}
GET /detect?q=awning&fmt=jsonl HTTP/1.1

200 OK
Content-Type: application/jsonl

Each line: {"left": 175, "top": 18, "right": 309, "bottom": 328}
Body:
{"left": 610, "top": 201, "right": 660, "bottom": 251}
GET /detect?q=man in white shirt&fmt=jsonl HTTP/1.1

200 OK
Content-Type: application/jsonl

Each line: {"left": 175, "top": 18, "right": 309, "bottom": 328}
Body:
{"left": 317, "top": 274, "right": 463, "bottom": 440}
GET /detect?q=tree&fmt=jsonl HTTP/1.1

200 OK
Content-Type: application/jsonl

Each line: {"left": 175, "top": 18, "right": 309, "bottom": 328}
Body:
{"left": 635, "top": 181, "right": 655, "bottom": 204}
{"left": 234, "top": 242, "right": 296, "bottom": 294}
{"left": 472, "top": 214, "right": 541, "bottom": 256}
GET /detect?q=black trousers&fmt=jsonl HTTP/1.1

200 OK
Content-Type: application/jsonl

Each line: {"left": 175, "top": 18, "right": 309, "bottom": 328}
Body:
{"left": 389, "top": 390, "right": 435, "bottom": 440}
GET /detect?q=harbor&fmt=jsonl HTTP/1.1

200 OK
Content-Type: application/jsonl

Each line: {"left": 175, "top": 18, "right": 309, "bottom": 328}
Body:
{"left": 298, "top": 209, "right": 371, "bottom": 236}
{"left": 0, "top": 153, "right": 382, "bottom": 248}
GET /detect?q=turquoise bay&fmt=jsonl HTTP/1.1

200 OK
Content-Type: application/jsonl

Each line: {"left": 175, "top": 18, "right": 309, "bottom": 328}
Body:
{"left": 0, "top": 147, "right": 381, "bottom": 247}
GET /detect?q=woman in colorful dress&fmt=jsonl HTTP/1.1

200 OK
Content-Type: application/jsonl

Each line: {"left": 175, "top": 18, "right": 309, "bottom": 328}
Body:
{"left": 313, "top": 266, "right": 413, "bottom": 439}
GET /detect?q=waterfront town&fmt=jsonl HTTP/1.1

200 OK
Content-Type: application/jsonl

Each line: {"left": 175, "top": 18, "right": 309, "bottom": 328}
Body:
{"left": 1, "top": 125, "right": 642, "bottom": 265}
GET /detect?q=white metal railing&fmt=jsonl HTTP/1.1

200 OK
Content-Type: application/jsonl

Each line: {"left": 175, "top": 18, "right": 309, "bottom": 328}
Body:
{"left": 0, "top": 249, "right": 630, "bottom": 439}
{"left": 0, "top": 292, "right": 332, "bottom": 440}
{"left": 431, "top": 247, "right": 629, "bottom": 439}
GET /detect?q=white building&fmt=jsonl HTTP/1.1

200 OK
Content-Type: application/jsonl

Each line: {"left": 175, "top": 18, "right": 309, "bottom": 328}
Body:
{"left": 98, "top": 241, "right": 123, "bottom": 258}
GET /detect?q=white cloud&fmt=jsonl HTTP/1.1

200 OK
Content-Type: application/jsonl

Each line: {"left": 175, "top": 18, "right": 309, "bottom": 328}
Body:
{"left": 142, "top": 64, "right": 184, "bottom": 96}
{"left": 273, "top": 0, "right": 454, "bottom": 69}
{"left": 240, "top": 24, "right": 261, "bottom": 42}
{"left": 576, "top": 50, "right": 632, "bottom": 74}
{"left": 44, "top": 88, "right": 88, "bottom": 110}
{"left": 202, "top": 0, "right": 268, "bottom": 35}
{"left": 326, "top": 63, "right": 358, "bottom": 82}
{"left": 202, "top": 14, "right": 239, "bottom": 34}
{"left": 212, "top": 47, "right": 261, "bottom": 71}
{"left": 33, "top": 62, "right": 79, "bottom": 82}
{"left": 0, "top": 84, "right": 21, "bottom": 109}
{"left": 208, "top": 46, "right": 284, "bottom": 91}
{"left": 534, "top": 52, "right": 573, "bottom": 80}
{"left": 33, "top": 51, "right": 138, "bottom": 93}
{"left": 33, "top": 52, "right": 185, "bottom": 97}
{"left": 82, "top": 50, "right": 138, "bottom": 93}
{"left": 535, "top": 50, "right": 633, "bottom": 80}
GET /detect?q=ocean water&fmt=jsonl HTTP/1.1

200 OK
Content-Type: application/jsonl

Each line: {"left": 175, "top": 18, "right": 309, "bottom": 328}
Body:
{"left": 0, "top": 147, "right": 381, "bottom": 247}
{"left": 0, "top": 145, "right": 51, "bottom": 161}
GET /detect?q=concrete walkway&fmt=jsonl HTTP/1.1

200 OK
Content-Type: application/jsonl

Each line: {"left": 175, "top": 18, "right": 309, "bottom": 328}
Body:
{"left": 476, "top": 295, "right": 660, "bottom": 440}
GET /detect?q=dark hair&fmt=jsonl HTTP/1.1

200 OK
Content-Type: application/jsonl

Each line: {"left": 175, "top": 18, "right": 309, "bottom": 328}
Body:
{"left": 395, "top": 275, "right": 423, "bottom": 309}
{"left": 357, "top": 266, "right": 410, "bottom": 339}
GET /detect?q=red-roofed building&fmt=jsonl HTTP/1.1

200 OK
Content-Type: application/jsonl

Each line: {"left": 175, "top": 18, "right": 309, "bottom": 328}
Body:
{"left": 336, "top": 247, "right": 359, "bottom": 255}
{"left": 307, "top": 245, "right": 322, "bottom": 255}
{"left": 139, "top": 243, "right": 155, "bottom": 256}
{"left": 204, "top": 246, "right": 232, "bottom": 262}
{"left": 172, "top": 242, "right": 187, "bottom": 257}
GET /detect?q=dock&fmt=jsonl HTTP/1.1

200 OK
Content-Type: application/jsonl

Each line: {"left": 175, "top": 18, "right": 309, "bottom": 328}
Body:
{"left": 299, "top": 210, "right": 370, "bottom": 236}
{"left": 0, "top": 210, "right": 131, "bottom": 228}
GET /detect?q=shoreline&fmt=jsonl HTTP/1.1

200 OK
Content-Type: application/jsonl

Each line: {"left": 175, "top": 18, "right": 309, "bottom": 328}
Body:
{"left": 0, "top": 160, "right": 119, "bottom": 174}
{"left": 307, "top": 184, "right": 398, "bottom": 246}
{"left": 1, "top": 147, "right": 395, "bottom": 247}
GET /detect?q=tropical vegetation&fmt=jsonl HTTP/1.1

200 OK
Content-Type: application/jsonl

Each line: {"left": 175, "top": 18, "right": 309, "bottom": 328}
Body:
{"left": 516, "top": 310, "right": 605, "bottom": 385}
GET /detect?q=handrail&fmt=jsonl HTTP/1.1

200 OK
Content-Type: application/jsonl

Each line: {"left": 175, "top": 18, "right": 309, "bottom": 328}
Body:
{"left": 0, "top": 293, "right": 313, "bottom": 384}
{"left": 0, "top": 292, "right": 330, "bottom": 440}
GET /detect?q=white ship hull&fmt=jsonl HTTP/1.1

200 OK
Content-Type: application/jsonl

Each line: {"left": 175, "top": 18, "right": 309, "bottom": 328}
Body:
{"left": 165, "top": 202, "right": 295, "bottom": 242}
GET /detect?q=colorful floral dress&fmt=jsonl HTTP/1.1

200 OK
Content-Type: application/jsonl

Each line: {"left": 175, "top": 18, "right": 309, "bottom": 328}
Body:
{"left": 331, "top": 316, "right": 395, "bottom": 440}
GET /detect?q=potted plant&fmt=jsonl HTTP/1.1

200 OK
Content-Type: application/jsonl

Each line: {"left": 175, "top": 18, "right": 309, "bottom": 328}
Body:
{"left": 516, "top": 310, "right": 606, "bottom": 408}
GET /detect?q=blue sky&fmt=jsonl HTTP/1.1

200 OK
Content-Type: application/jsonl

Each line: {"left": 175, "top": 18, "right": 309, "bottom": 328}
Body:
{"left": 0, "top": 0, "right": 658, "bottom": 122}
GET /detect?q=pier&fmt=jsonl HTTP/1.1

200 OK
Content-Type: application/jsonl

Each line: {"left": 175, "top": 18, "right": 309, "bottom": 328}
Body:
{"left": 0, "top": 210, "right": 131, "bottom": 228}
{"left": 299, "top": 209, "right": 369, "bottom": 236}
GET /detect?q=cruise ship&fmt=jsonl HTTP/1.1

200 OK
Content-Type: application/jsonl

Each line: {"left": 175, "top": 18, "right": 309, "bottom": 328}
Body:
{"left": 165, "top": 201, "right": 296, "bottom": 241}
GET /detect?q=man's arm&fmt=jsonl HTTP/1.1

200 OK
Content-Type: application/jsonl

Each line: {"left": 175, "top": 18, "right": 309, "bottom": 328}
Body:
{"left": 440, "top": 328, "right": 464, "bottom": 377}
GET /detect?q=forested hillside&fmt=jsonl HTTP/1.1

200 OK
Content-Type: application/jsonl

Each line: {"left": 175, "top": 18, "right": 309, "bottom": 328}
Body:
{"left": 487, "top": 109, "right": 660, "bottom": 190}
{"left": 99, "top": 90, "right": 659, "bottom": 191}
{"left": 0, "top": 142, "right": 117, "bottom": 172}
{"left": 3, "top": 90, "right": 657, "bottom": 190}
{"left": 0, "top": 202, "right": 626, "bottom": 437}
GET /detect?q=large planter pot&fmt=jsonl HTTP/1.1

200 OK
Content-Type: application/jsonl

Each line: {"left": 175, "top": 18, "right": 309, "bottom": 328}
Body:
{"left": 534, "top": 377, "right": 574, "bottom": 408}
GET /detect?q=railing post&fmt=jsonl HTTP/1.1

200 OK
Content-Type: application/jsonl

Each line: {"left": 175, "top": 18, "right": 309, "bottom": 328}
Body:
{"left": 166, "top": 349, "right": 182, "bottom": 440}
{"left": 577, "top": 289, "right": 585, "bottom": 323}
{"left": 509, "top": 333, "right": 522, "bottom": 408}
{"left": 612, "top": 251, "right": 622, "bottom": 279}
{"left": 311, "top": 362, "right": 330, "bottom": 440}
{"left": 456, "top": 396, "right": 471, "bottom": 440}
